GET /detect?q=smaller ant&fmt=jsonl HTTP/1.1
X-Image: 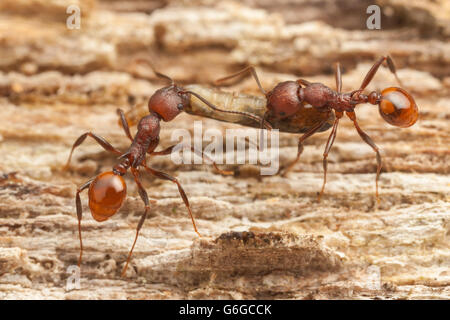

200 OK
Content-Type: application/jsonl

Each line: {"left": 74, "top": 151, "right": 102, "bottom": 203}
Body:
{"left": 216, "top": 56, "right": 419, "bottom": 201}
{"left": 64, "top": 66, "right": 270, "bottom": 276}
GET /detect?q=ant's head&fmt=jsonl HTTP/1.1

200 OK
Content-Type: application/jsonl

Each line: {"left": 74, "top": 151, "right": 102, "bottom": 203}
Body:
{"left": 376, "top": 87, "right": 418, "bottom": 127}
{"left": 148, "top": 85, "right": 190, "bottom": 122}
{"left": 88, "top": 171, "right": 127, "bottom": 222}
{"left": 266, "top": 81, "right": 304, "bottom": 119}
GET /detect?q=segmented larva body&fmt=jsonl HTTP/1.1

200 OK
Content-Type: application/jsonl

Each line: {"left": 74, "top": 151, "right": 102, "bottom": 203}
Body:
{"left": 183, "top": 84, "right": 266, "bottom": 125}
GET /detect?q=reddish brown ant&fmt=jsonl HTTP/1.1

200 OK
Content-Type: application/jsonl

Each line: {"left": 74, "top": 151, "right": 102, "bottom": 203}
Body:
{"left": 64, "top": 67, "right": 271, "bottom": 277}
{"left": 215, "top": 56, "right": 419, "bottom": 201}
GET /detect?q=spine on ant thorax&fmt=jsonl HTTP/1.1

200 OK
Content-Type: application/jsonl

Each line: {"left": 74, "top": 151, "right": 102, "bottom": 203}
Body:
{"left": 128, "top": 113, "right": 160, "bottom": 167}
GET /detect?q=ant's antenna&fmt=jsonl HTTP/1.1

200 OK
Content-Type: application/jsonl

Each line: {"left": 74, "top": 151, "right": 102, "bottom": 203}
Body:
{"left": 133, "top": 57, "right": 175, "bottom": 85}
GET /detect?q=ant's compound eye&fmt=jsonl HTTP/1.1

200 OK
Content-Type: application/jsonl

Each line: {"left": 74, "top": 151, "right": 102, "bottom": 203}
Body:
{"left": 88, "top": 171, "right": 127, "bottom": 222}
{"left": 177, "top": 103, "right": 184, "bottom": 110}
{"left": 379, "top": 87, "right": 418, "bottom": 128}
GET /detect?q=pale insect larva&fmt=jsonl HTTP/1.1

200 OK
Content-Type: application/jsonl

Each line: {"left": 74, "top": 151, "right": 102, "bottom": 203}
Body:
{"left": 183, "top": 84, "right": 266, "bottom": 126}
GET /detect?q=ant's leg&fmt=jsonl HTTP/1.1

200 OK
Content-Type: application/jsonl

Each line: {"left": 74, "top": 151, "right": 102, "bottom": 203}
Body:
{"left": 143, "top": 164, "right": 201, "bottom": 237}
{"left": 64, "top": 132, "right": 122, "bottom": 170}
{"left": 150, "top": 144, "right": 233, "bottom": 176}
{"left": 385, "top": 56, "right": 403, "bottom": 86}
{"left": 215, "top": 66, "right": 266, "bottom": 96}
{"left": 122, "top": 168, "right": 151, "bottom": 277}
{"left": 346, "top": 111, "right": 382, "bottom": 203}
{"left": 318, "top": 111, "right": 343, "bottom": 202}
{"left": 117, "top": 109, "right": 133, "bottom": 141}
{"left": 258, "top": 111, "right": 272, "bottom": 151}
{"left": 182, "top": 90, "right": 272, "bottom": 130}
{"left": 75, "top": 178, "right": 93, "bottom": 268}
{"left": 359, "top": 55, "right": 402, "bottom": 91}
{"left": 244, "top": 136, "right": 260, "bottom": 152}
{"left": 281, "top": 118, "right": 329, "bottom": 176}
{"left": 335, "top": 62, "right": 342, "bottom": 93}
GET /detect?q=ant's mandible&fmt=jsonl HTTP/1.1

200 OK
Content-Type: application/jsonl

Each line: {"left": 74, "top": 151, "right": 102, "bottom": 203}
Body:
{"left": 64, "top": 67, "right": 270, "bottom": 277}
{"left": 216, "top": 56, "right": 419, "bottom": 201}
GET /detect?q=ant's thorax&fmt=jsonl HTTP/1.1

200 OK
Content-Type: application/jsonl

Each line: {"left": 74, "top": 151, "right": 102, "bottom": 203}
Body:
{"left": 328, "top": 92, "right": 356, "bottom": 112}
{"left": 301, "top": 83, "right": 355, "bottom": 113}
{"left": 113, "top": 112, "right": 162, "bottom": 175}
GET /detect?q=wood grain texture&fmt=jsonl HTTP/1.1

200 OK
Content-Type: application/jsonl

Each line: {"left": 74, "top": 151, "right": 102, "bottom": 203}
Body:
{"left": 0, "top": 0, "right": 448, "bottom": 300}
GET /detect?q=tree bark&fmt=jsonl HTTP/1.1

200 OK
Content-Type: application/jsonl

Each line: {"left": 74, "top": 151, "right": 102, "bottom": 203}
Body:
{"left": 0, "top": 0, "right": 448, "bottom": 299}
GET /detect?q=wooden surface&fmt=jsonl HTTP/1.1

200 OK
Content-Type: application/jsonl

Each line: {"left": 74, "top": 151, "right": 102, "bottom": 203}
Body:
{"left": 0, "top": 0, "right": 449, "bottom": 299}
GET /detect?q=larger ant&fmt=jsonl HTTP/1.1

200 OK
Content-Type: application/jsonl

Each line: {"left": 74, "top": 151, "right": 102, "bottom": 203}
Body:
{"left": 64, "top": 67, "right": 271, "bottom": 277}
{"left": 214, "top": 55, "right": 419, "bottom": 201}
